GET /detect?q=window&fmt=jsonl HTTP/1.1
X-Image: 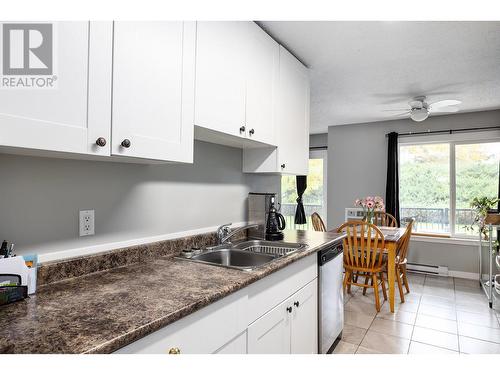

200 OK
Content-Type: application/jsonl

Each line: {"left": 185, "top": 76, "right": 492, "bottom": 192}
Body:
{"left": 281, "top": 150, "right": 327, "bottom": 230}
{"left": 399, "top": 139, "right": 500, "bottom": 237}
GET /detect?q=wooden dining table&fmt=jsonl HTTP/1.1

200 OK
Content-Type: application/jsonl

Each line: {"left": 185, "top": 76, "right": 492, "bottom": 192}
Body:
{"left": 330, "top": 225, "right": 407, "bottom": 313}
{"left": 378, "top": 226, "right": 407, "bottom": 312}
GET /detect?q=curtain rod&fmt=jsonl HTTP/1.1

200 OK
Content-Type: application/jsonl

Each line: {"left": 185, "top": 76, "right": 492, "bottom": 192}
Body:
{"left": 309, "top": 146, "right": 327, "bottom": 150}
{"left": 386, "top": 125, "right": 500, "bottom": 138}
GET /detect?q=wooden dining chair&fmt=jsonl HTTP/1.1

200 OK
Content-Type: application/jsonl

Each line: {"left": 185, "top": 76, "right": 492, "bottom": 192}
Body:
{"left": 337, "top": 221, "right": 388, "bottom": 312}
{"left": 393, "top": 219, "right": 414, "bottom": 302}
{"left": 364, "top": 211, "right": 398, "bottom": 227}
{"left": 311, "top": 212, "right": 326, "bottom": 232}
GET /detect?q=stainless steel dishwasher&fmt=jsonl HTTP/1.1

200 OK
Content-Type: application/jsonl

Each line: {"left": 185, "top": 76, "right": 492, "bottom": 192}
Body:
{"left": 318, "top": 242, "right": 344, "bottom": 354}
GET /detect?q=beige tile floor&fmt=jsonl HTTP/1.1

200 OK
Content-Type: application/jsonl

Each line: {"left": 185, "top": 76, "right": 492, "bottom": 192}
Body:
{"left": 333, "top": 272, "right": 500, "bottom": 354}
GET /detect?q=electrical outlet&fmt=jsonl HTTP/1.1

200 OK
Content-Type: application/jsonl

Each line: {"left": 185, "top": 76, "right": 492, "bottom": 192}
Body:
{"left": 79, "top": 210, "right": 95, "bottom": 236}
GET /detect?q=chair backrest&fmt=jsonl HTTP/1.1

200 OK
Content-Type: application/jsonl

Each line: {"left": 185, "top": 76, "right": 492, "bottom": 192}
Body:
{"left": 397, "top": 219, "right": 414, "bottom": 260}
{"left": 311, "top": 212, "right": 326, "bottom": 232}
{"left": 364, "top": 211, "right": 398, "bottom": 228}
{"left": 336, "top": 221, "right": 386, "bottom": 271}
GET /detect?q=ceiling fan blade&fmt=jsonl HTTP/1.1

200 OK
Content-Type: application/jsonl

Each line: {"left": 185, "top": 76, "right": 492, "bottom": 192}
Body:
{"left": 389, "top": 111, "right": 410, "bottom": 117}
{"left": 430, "top": 106, "right": 460, "bottom": 113}
{"left": 429, "top": 99, "right": 461, "bottom": 110}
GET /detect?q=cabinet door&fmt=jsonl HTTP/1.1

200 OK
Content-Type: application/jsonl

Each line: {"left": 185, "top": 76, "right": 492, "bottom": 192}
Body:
{"left": 195, "top": 21, "right": 246, "bottom": 137}
{"left": 213, "top": 331, "right": 247, "bottom": 354}
{"left": 244, "top": 23, "right": 278, "bottom": 146}
{"left": 277, "top": 46, "right": 310, "bottom": 175}
{"left": 290, "top": 279, "right": 318, "bottom": 354}
{"left": 247, "top": 297, "right": 292, "bottom": 354}
{"left": 112, "top": 22, "right": 195, "bottom": 162}
{"left": 0, "top": 21, "right": 111, "bottom": 155}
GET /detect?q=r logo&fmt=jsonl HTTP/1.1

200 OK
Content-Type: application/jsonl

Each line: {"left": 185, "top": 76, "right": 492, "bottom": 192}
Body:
{"left": 2, "top": 23, "right": 53, "bottom": 75}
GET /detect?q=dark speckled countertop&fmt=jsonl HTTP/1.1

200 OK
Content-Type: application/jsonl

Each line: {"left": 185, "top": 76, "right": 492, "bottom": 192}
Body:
{"left": 0, "top": 230, "right": 344, "bottom": 354}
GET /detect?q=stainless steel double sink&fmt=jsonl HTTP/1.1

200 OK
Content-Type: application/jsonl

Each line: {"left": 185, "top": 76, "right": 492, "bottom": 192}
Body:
{"left": 177, "top": 239, "right": 307, "bottom": 271}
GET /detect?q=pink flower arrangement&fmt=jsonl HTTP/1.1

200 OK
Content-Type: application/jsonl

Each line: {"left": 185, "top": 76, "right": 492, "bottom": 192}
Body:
{"left": 355, "top": 196, "right": 385, "bottom": 222}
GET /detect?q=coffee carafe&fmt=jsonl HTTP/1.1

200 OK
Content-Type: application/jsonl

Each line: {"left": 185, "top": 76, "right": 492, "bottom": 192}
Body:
{"left": 265, "top": 196, "right": 286, "bottom": 241}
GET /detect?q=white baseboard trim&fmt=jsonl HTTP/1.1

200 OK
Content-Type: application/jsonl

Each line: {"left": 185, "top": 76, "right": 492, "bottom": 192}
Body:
{"left": 448, "top": 270, "right": 479, "bottom": 280}
{"left": 38, "top": 221, "right": 247, "bottom": 264}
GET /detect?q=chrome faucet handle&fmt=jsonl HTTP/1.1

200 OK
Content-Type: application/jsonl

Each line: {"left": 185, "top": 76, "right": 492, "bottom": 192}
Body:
{"left": 216, "top": 223, "right": 232, "bottom": 244}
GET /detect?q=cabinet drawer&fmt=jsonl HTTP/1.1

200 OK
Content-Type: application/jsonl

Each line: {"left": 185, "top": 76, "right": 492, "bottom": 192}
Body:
{"left": 115, "top": 289, "right": 247, "bottom": 354}
{"left": 246, "top": 254, "right": 317, "bottom": 324}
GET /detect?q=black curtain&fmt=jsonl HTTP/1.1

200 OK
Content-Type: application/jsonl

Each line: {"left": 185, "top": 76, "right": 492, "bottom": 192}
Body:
{"left": 295, "top": 176, "right": 307, "bottom": 224}
{"left": 385, "top": 132, "right": 400, "bottom": 226}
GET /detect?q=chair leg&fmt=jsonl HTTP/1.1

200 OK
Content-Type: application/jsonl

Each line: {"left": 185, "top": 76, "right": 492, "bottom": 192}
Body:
{"left": 379, "top": 272, "right": 387, "bottom": 301}
{"left": 343, "top": 270, "right": 350, "bottom": 294}
{"left": 373, "top": 274, "right": 381, "bottom": 312}
{"left": 347, "top": 271, "right": 353, "bottom": 294}
{"left": 362, "top": 275, "right": 370, "bottom": 295}
{"left": 402, "top": 265, "right": 410, "bottom": 293}
{"left": 396, "top": 267, "right": 405, "bottom": 303}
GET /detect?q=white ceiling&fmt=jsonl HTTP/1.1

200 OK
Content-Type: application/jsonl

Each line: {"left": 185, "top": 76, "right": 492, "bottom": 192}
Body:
{"left": 259, "top": 21, "right": 500, "bottom": 134}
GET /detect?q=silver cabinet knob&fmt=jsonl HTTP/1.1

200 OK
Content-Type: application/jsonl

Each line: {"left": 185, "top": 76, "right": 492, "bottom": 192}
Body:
{"left": 95, "top": 137, "right": 107, "bottom": 147}
{"left": 121, "top": 139, "right": 131, "bottom": 148}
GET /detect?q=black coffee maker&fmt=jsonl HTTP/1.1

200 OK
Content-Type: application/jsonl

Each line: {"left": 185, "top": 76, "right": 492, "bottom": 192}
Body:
{"left": 265, "top": 196, "right": 286, "bottom": 241}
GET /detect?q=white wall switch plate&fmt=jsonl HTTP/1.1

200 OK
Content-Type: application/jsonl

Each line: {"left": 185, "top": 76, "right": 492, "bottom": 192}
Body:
{"left": 79, "top": 209, "right": 95, "bottom": 236}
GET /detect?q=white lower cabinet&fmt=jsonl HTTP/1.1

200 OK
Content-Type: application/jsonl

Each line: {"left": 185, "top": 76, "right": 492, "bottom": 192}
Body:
{"left": 115, "top": 255, "right": 318, "bottom": 354}
{"left": 115, "top": 289, "right": 248, "bottom": 354}
{"left": 290, "top": 280, "right": 318, "bottom": 354}
{"left": 247, "top": 295, "right": 292, "bottom": 354}
{"left": 213, "top": 331, "right": 247, "bottom": 354}
{"left": 247, "top": 280, "right": 318, "bottom": 354}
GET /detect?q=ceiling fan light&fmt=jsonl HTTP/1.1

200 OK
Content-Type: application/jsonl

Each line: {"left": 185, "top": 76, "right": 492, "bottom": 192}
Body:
{"left": 410, "top": 108, "right": 429, "bottom": 122}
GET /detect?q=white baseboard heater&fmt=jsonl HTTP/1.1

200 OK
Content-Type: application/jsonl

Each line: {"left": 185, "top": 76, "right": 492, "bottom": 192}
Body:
{"left": 407, "top": 262, "right": 449, "bottom": 276}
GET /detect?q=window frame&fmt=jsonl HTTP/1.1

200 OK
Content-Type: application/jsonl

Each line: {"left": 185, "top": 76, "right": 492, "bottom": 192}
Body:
{"left": 398, "top": 131, "right": 500, "bottom": 238}
{"left": 280, "top": 148, "right": 328, "bottom": 230}
{"left": 309, "top": 149, "right": 328, "bottom": 227}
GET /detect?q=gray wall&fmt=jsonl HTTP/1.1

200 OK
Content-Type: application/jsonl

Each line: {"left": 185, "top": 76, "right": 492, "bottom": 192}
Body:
{"left": 327, "top": 109, "right": 500, "bottom": 274}
{"left": 0, "top": 141, "right": 279, "bottom": 257}
{"left": 310, "top": 133, "right": 328, "bottom": 149}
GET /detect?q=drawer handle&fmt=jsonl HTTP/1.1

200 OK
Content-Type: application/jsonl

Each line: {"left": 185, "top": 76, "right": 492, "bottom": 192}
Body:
{"left": 286, "top": 306, "right": 293, "bottom": 313}
{"left": 294, "top": 301, "right": 300, "bottom": 307}
{"left": 168, "top": 347, "right": 181, "bottom": 354}
{"left": 281, "top": 164, "right": 286, "bottom": 169}
{"left": 239, "top": 125, "right": 246, "bottom": 133}
{"left": 249, "top": 128, "right": 255, "bottom": 135}
{"left": 95, "top": 137, "right": 107, "bottom": 147}
{"left": 121, "top": 139, "right": 131, "bottom": 148}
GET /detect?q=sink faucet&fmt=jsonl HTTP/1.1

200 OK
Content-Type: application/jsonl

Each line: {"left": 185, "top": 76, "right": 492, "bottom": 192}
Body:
{"left": 216, "top": 223, "right": 259, "bottom": 245}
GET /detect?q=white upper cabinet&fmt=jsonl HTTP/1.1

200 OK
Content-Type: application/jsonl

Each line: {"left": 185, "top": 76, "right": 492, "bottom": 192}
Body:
{"left": 195, "top": 21, "right": 247, "bottom": 138}
{"left": 0, "top": 21, "right": 112, "bottom": 156}
{"left": 276, "top": 46, "right": 310, "bottom": 175}
{"left": 194, "top": 22, "right": 278, "bottom": 146}
{"left": 243, "top": 45, "right": 310, "bottom": 175}
{"left": 244, "top": 23, "right": 279, "bottom": 145}
{"left": 112, "top": 22, "right": 196, "bottom": 163}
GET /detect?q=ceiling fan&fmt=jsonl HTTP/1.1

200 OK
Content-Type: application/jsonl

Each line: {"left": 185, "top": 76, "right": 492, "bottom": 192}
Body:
{"left": 387, "top": 96, "right": 462, "bottom": 122}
